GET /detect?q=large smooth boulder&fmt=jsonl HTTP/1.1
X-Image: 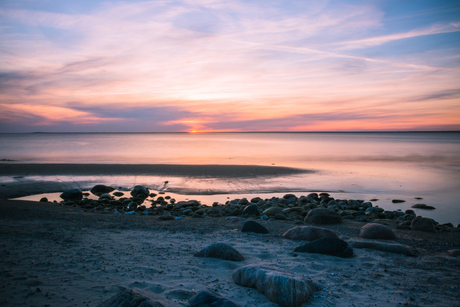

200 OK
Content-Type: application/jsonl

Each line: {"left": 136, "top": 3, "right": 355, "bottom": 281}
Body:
{"left": 242, "top": 204, "right": 260, "bottom": 215}
{"left": 349, "top": 240, "right": 416, "bottom": 256}
{"left": 261, "top": 207, "right": 284, "bottom": 217}
{"left": 232, "top": 264, "right": 321, "bottom": 307}
{"left": 189, "top": 290, "right": 240, "bottom": 307}
{"left": 410, "top": 216, "right": 436, "bottom": 233}
{"left": 60, "top": 189, "right": 82, "bottom": 201}
{"left": 241, "top": 221, "right": 269, "bottom": 234}
{"left": 304, "top": 208, "right": 342, "bottom": 224}
{"left": 130, "top": 185, "right": 150, "bottom": 198}
{"left": 194, "top": 243, "right": 244, "bottom": 261}
{"left": 359, "top": 223, "right": 397, "bottom": 240}
{"left": 283, "top": 226, "right": 338, "bottom": 241}
{"left": 90, "top": 184, "right": 114, "bottom": 196}
{"left": 97, "top": 288, "right": 182, "bottom": 307}
{"left": 294, "top": 237, "right": 353, "bottom": 258}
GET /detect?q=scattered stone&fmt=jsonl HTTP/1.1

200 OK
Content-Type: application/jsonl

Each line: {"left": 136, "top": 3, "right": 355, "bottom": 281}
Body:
{"left": 283, "top": 226, "right": 338, "bottom": 241}
{"left": 90, "top": 185, "right": 114, "bottom": 196}
{"left": 113, "top": 192, "right": 124, "bottom": 197}
{"left": 294, "top": 237, "right": 353, "bottom": 258}
{"left": 194, "top": 243, "right": 244, "bottom": 261}
{"left": 242, "top": 204, "right": 260, "bottom": 215}
{"left": 130, "top": 185, "right": 149, "bottom": 198}
{"left": 189, "top": 290, "right": 240, "bottom": 307}
{"left": 412, "top": 204, "right": 436, "bottom": 210}
{"left": 232, "top": 264, "right": 321, "bottom": 307}
{"left": 359, "top": 223, "right": 397, "bottom": 240}
{"left": 350, "top": 240, "right": 416, "bottom": 256}
{"left": 39, "top": 197, "right": 48, "bottom": 202}
{"left": 304, "top": 208, "right": 342, "bottom": 224}
{"left": 60, "top": 189, "right": 83, "bottom": 201}
{"left": 392, "top": 199, "right": 406, "bottom": 203}
{"left": 261, "top": 207, "right": 284, "bottom": 217}
{"left": 274, "top": 213, "right": 286, "bottom": 220}
{"left": 96, "top": 287, "right": 182, "bottom": 307}
{"left": 411, "top": 216, "right": 437, "bottom": 233}
{"left": 447, "top": 249, "right": 460, "bottom": 257}
{"left": 241, "top": 221, "right": 269, "bottom": 234}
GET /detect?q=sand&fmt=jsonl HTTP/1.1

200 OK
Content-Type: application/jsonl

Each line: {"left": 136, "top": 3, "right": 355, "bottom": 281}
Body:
{"left": 1, "top": 199, "right": 459, "bottom": 307}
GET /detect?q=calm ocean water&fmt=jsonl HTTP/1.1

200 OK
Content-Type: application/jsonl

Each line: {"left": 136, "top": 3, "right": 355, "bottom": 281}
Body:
{"left": 1, "top": 132, "right": 460, "bottom": 224}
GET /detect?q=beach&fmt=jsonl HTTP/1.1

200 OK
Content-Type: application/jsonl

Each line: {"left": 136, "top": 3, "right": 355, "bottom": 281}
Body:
{"left": 1, "top": 195, "right": 460, "bottom": 306}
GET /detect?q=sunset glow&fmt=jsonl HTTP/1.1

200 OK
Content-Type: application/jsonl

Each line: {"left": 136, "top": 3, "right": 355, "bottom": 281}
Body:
{"left": 0, "top": 0, "right": 459, "bottom": 132}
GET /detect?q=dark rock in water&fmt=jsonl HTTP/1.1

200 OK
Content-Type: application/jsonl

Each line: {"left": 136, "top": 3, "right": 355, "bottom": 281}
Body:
{"left": 194, "top": 243, "right": 244, "bottom": 261}
{"left": 241, "top": 221, "right": 269, "bottom": 234}
{"left": 411, "top": 216, "right": 436, "bottom": 233}
{"left": 189, "top": 290, "right": 240, "bottom": 307}
{"left": 350, "top": 240, "right": 415, "bottom": 256}
{"left": 294, "top": 237, "right": 353, "bottom": 258}
{"left": 242, "top": 204, "right": 260, "bottom": 216}
{"left": 96, "top": 287, "right": 182, "bottom": 307}
{"left": 60, "top": 189, "right": 82, "bottom": 201}
{"left": 90, "top": 185, "right": 114, "bottom": 196}
{"left": 392, "top": 199, "right": 405, "bottom": 203}
{"left": 232, "top": 264, "right": 321, "bottom": 307}
{"left": 304, "top": 208, "right": 342, "bottom": 224}
{"left": 404, "top": 209, "right": 416, "bottom": 216}
{"left": 283, "top": 226, "right": 338, "bottom": 241}
{"left": 130, "top": 185, "right": 149, "bottom": 198}
{"left": 39, "top": 197, "right": 48, "bottom": 202}
{"left": 359, "top": 223, "right": 397, "bottom": 240}
{"left": 113, "top": 191, "right": 124, "bottom": 197}
{"left": 412, "top": 204, "right": 436, "bottom": 210}
{"left": 283, "top": 193, "right": 297, "bottom": 200}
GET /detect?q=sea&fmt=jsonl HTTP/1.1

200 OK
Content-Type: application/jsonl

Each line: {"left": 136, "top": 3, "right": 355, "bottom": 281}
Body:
{"left": 1, "top": 132, "right": 459, "bottom": 224}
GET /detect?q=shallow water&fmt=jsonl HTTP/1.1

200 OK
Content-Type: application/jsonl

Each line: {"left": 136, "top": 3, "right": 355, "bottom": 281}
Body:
{"left": 1, "top": 132, "right": 460, "bottom": 224}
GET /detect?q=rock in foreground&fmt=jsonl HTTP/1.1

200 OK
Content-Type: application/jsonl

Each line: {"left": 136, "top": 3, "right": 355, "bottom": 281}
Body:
{"left": 241, "top": 221, "right": 269, "bottom": 234}
{"left": 350, "top": 240, "right": 416, "bottom": 256}
{"left": 97, "top": 288, "right": 182, "bottom": 307}
{"left": 294, "top": 237, "right": 353, "bottom": 258}
{"left": 283, "top": 226, "right": 338, "bottom": 241}
{"left": 411, "top": 216, "right": 437, "bottom": 233}
{"left": 194, "top": 243, "right": 244, "bottom": 261}
{"left": 359, "top": 223, "right": 397, "bottom": 240}
{"left": 189, "top": 290, "right": 240, "bottom": 307}
{"left": 232, "top": 264, "right": 321, "bottom": 307}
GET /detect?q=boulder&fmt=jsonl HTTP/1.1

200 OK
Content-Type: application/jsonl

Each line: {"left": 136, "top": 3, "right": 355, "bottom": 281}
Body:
{"left": 350, "top": 240, "right": 416, "bottom": 256}
{"left": 411, "top": 204, "right": 436, "bottom": 210}
{"left": 39, "top": 197, "right": 48, "bottom": 202}
{"left": 189, "top": 290, "right": 240, "bottom": 307}
{"left": 96, "top": 288, "right": 182, "bottom": 307}
{"left": 283, "top": 226, "right": 338, "bottom": 241}
{"left": 261, "top": 207, "right": 284, "bottom": 217}
{"left": 232, "top": 264, "right": 321, "bottom": 307}
{"left": 411, "top": 216, "right": 436, "bottom": 233}
{"left": 241, "top": 221, "right": 269, "bottom": 234}
{"left": 304, "top": 208, "right": 342, "bottom": 224}
{"left": 242, "top": 204, "right": 260, "bottom": 216}
{"left": 194, "top": 243, "right": 244, "bottom": 261}
{"left": 130, "top": 186, "right": 150, "bottom": 198}
{"left": 90, "top": 185, "right": 114, "bottom": 196}
{"left": 294, "top": 237, "right": 353, "bottom": 258}
{"left": 60, "top": 189, "right": 83, "bottom": 201}
{"left": 359, "top": 223, "right": 397, "bottom": 240}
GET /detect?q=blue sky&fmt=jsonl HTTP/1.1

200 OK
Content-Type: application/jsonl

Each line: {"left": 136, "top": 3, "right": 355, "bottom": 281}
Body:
{"left": 0, "top": 0, "right": 459, "bottom": 132}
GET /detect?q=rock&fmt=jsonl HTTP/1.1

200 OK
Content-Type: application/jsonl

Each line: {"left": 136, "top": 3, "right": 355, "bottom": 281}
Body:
{"left": 411, "top": 216, "right": 437, "bottom": 233}
{"left": 90, "top": 185, "right": 114, "bottom": 196}
{"left": 359, "top": 223, "right": 397, "bottom": 240}
{"left": 242, "top": 204, "right": 260, "bottom": 215}
{"left": 304, "top": 208, "right": 342, "bottom": 224}
{"left": 237, "top": 198, "right": 249, "bottom": 206}
{"left": 274, "top": 213, "right": 286, "bottom": 220}
{"left": 232, "top": 264, "right": 321, "bottom": 307}
{"left": 194, "top": 243, "right": 244, "bottom": 261}
{"left": 113, "top": 192, "right": 124, "bottom": 197}
{"left": 39, "top": 197, "right": 48, "bottom": 202}
{"left": 283, "top": 226, "right": 338, "bottom": 241}
{"left": 96, "top": 287, "right": 182, "bottom": 307}
{"left": 294, "top": 237, "right": 353, "bottom": 258}
{"left": 411, "top": 204, "right": 436, "bottom": 210}
{"left": 350, "top": 240, "right": 416, "bottom": 256}
{"left": 189, "top": 290, "right": 240, "bottom": 307}
{"left": 130, "top": 185, "right": 149, "bottom": 198}
{"left": 447, "top": 249, "right": 460, "bottom": 257}
{"left": 392, "top": 199, "right": 405, "bottom": 203}
{"left": 60, "top": 189, "right": 83, "bottom": 201}
{"left": 241, "top": 221, "right": 269, "bottom": 234}
{"left": 405, "top": 209, "right": 416, "bottom": 216}
{"left": 262, "top": 207, "right": 284, "bottom": 217}
{"left": 158, "top": 215, "right": 175, "bottom": 221}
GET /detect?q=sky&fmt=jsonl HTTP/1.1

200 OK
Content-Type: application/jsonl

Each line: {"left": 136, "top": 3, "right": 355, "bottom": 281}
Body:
{"left": 0, "top": 0, "right": 459, "bottom": 132}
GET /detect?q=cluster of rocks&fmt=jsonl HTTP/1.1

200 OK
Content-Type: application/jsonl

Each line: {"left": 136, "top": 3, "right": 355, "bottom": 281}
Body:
{"left": 56, "top": 185, "right": 459, "bottom": 233}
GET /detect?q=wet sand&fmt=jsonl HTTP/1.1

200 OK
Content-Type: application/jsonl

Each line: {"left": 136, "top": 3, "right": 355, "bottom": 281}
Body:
{"left": 0, "top": 199, "right": 459, "bottom": 307}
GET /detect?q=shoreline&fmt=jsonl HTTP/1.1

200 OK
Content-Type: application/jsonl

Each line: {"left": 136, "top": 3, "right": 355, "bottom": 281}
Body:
{"left": 0, "top": 199, "right": 459, "bottom": 307}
